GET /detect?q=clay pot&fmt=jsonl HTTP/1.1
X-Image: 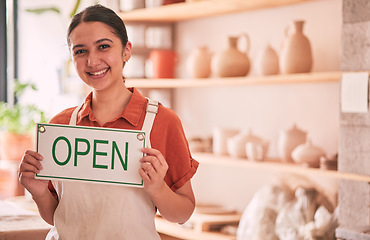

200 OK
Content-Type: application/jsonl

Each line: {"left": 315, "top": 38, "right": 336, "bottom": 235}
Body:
{"left": 0, "top": 132, "right": 34, "bottom": 162}
{"left": 280, "top": 20, "right": 313, "bottom": 74}
{"left": 227, "top": 130, "right": 266, "bottom": 158}
{"left": 212, "top": 127, "right": 239, "bottom": 155}
{"left": 212, "top": 34, "right": 250, "bottom": 77}
{"left": 256, "top": 44, "right": 279, "bottom": 75}
{"left": 146, "top": 50, "right": 176, "bottom": 78}
{"left": 291, "top": 139, "right": 325, "bottom": 168}
{"left": 187, "top": 46, "right": 212, "bottom": 78}
{"left": 277, "top": 124, "right": 307, "bottom": 163}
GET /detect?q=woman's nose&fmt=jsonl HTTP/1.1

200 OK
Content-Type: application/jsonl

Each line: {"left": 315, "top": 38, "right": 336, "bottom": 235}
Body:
{"left": 87, "top": 52, "right": 100, "bottom": 67}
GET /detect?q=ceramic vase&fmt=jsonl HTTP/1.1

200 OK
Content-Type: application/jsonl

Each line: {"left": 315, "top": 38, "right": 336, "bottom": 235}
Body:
{"left": 187, "top": 46, "right": 212, "bottom": 78}
{"left": 277, "top": 124, "right": 307, "bottom": 163}
{"left": 280, "top": 20, "right": 313, "bottom": 74}
{"left": 212, "top": 34, "right": 250, "bottom": 77}
{"left": 256, "top": 44, "right": 279, "bottom": 75}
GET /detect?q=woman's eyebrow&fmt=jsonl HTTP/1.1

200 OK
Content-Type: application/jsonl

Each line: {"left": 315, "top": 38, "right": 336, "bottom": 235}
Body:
{"left": 96, "top": 38, "right": 113, "bottom": 44}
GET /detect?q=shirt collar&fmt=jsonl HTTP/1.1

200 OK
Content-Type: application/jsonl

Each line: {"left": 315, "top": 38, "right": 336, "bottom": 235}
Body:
{"left": 77, "top": 88, "right": 147, "bottom": 127}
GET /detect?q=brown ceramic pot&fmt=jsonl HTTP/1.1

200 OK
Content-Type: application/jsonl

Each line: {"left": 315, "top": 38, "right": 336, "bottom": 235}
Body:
{"left": 280, "top": 20, "right": 313, "bottom": 74}
{"left": 187, "top": 46, "right": 212, "bottom": 78}
{"left": 212, "top": 34, "right": 250, "bottom": 77}
{"left": 0, "top": 132, "right": 34, "bottom": 162}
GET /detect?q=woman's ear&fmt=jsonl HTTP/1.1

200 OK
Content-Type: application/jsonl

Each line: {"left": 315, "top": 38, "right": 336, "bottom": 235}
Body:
{"left": 123, "top": 41, "right": 132, "bottom": 62}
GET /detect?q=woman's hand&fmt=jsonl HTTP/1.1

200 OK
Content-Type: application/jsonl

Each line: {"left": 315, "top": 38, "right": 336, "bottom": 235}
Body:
{"left": 139, "top": 148, "right": 168, "bottom": 196}
{"left": 18, "top": 150, "right": 49, "bottom": 199}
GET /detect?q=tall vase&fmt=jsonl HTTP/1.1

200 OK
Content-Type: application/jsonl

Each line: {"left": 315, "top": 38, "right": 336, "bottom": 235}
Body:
{"left": 212, "top": 34, "right": 250, "bottom": 77}
{"left": 187, "top": 46, "right": 212, "bottom": 78}
{"left": 280, "top": 20, "right": 313, "bottom": 74}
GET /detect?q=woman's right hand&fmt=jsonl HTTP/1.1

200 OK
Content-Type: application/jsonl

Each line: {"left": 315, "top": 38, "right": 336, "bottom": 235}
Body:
{"left": 18, "top": 150, "right": 49, "bottom": 199}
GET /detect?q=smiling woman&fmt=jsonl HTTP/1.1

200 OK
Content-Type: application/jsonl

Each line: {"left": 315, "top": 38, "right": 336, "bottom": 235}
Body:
{"left": 18, "top": 4, "right": 199, "bottom": 240}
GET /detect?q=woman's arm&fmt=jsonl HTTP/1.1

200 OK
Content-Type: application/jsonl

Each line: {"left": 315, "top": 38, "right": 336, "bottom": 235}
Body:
{"left": 18, "top": 150, "right": 59, "bottom": 225}
{"left": 139, "top": 148, "right": 195, "bottom": 224}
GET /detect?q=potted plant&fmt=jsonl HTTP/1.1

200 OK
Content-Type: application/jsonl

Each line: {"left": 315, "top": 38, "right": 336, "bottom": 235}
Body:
{"left": 0, "top": 80, "right": 47, "bottom": 162}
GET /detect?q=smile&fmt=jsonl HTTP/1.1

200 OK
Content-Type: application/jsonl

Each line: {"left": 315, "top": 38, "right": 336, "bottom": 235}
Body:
{"left": 88, "top": 68, "right": 109, "bottom": 76}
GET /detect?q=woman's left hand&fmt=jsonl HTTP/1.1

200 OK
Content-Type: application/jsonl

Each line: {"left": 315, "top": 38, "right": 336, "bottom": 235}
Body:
{"left": 139, "top": 148, "right": 168, "bottom": 195}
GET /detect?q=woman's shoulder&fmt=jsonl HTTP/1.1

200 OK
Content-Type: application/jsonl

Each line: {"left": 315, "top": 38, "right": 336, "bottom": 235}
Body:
{"left": 154, "top": 104, "right": 184, "bottom": 129}
{"left": 49, "top": 107, "right": 78, "bottom": 124}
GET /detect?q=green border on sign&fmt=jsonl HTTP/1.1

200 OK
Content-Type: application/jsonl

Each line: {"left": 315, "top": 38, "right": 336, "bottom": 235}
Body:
{"left": 36, "top": 123, "right": 145, "bottom": 186}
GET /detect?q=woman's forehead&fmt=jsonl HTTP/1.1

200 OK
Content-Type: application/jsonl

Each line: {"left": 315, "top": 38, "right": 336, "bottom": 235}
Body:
{"left": 69, "top": 22, "right": 118, "bottom": 44}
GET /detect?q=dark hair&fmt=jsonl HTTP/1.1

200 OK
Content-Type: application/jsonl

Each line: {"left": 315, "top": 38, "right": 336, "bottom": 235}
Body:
{"left": 67, "top": 4, "right": 128, "bottom": 47}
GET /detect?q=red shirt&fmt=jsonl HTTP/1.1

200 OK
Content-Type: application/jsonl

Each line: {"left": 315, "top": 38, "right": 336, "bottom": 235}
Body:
{"left": 48, "top": 88, "right": 198, "bottom": 192}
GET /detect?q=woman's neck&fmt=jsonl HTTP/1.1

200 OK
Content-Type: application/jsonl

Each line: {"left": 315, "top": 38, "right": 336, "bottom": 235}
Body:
{"left": 91, "top": 82, "right": 132, "bottom": 126}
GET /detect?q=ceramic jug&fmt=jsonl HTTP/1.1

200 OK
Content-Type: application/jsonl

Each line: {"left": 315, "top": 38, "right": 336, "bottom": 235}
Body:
{"left": 212, "top": 127, "right": 239, "bottom": 155}
{"left": 227, "top": 129, "right": 266, "bottom": 158}
{"left": 187, "top": 46, "right": 212, "bottom": 78}
{"left": 212, "top": 34, "right": 250, "bottom": 77}
{"left": 146, "top": 50, "right": 176, "bottom": 78}
{"left": 256, "top": 44, "right": 279, "bottom": 76}
{"left": 280, "top": 20, "right": 313, "bottom": 74}
{"left": 291, "top": 139, "right": 325, "bottom": 168}
{"left": 277, "top": 124, "right": 307, "bottom": 162}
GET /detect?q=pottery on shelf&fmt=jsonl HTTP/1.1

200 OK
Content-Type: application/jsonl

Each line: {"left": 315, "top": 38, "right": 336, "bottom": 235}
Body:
{"left": 212, "top": 34, "right": 250, "bottom": 77}
{"left": 227, "top": 129, "right": 267, "bottom": 159}
{"left": 245, "top": 141, "right": 269, "bottom": 161}
{"left": 146, "top": 50, "right": 177, "bottom": 78}
{"left": 256, "top": 44, "right": 279, "bottom": 76}
{"left": 277, "top": 124, "right": 307, "bottom": 163}
{"left": 187, "top": 46, "right": 212, "bottom": 78}
{"left": 280, "top": 20, "right": 313, "bottom": 74}
{"left": 212, "top": 127, "right": 239, "bottom": 155}
{"left": 291, "top": 139, "right": 325, "bottom": 168}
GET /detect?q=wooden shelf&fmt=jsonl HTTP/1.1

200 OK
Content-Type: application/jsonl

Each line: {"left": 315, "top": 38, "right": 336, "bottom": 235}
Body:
{"left": 156, "top": 216, "right": 236, "bottom": 240}
{"left": 119, "top": 0, "right": 317, "bottom": 22}
{"left": 126, "top": 71, "right": 341, "bottom": 89}
{"left": 193, "top": 153, "right": 370, "bottom": 183}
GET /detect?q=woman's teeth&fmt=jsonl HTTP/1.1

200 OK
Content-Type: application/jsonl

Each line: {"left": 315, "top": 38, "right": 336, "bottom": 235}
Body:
{"left": 89, "top": 68, "right": 108, "bottom": 76}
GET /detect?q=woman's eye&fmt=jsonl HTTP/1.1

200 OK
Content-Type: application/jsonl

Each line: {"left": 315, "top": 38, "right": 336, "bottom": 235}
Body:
{"left": 74, "top": 49, "right": 86, "bottom": 55}
{"left": 99, "top": 44, "right": 110, "bottom": 50}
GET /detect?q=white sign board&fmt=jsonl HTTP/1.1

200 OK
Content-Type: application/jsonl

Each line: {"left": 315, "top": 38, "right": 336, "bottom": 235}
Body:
{"left": 36, "top": 123, "right": 145, "bottom": 187}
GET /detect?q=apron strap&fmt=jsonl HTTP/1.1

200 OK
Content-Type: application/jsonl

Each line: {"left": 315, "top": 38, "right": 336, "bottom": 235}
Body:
{"left": 142, "top": 98, "right": 159, "bottom": 148}
{"left": 68, "top": 99, "right": 159, "bottom": 147}
{"left": 69, "top": 103, "right": 84, "bottom": 126}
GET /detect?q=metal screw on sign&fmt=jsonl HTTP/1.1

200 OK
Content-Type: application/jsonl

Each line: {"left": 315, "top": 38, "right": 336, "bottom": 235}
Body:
{"left": 137, "top": 133, "right": 145, "bottom": 141}
{"left": 38, "top": 125, "right": 46, "bottom": 133}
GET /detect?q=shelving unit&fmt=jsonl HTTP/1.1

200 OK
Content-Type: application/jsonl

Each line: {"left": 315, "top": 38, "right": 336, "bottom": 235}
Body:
{"left": 119, "top": 0, "right": 317, "bottom": 22}
{"left": 126, "top": 71, "right": 341, "bottom": 89}
{"left": 193, "top": 153, "right": 370, "bottom": 183}
{"left": 120, "top": 1, "right": 350, "bottom": 240}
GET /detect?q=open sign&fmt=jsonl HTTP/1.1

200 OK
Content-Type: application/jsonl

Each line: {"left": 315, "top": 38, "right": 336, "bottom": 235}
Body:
{"left": 35, "top": 123, "right": 145, "bottom": 187}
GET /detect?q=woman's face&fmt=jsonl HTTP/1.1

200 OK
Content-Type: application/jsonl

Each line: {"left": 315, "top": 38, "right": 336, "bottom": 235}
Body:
{"left": 69, "top": 21, "right": 131, "bottom": 92}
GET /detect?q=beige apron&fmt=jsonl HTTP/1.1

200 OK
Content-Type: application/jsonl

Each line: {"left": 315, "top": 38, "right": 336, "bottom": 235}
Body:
{"left": 46, "top": 99, "right": 161, "bottom": 240}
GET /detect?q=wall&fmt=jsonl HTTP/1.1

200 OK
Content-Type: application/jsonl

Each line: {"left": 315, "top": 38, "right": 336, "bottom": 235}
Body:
{"left": 338, "top": 0, "right": 370, "bottom": 233}
{"left": 173, "top": 0, "right": 342, "bottom": 210}
{"left": 17, "top": 0, "right": 119, "bottom": 117}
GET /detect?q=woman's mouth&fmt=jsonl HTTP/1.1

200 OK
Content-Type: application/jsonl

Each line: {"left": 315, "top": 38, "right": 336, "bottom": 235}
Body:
{"left": 87, "top": 68, "right": 109, "bottom": 76}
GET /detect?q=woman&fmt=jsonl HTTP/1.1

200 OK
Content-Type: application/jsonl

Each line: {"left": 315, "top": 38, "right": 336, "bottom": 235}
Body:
{"left": 18, "top": 4, "right": 198, "bottom": 239}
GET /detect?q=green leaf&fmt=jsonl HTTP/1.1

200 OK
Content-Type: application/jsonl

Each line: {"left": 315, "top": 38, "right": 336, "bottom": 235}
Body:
{"left": 26, "top": 7, "right": 61, "bottom": 15}
{"left": 69, "top": 0, "right": 81, "bottom": 19}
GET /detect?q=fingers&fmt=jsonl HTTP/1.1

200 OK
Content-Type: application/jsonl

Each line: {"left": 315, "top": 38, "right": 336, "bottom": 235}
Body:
{"left": 141, "top": 148, "right": 168, "bottom": 171}
{"left": 19, "top": 150, "right": 44, "bottom": 178}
